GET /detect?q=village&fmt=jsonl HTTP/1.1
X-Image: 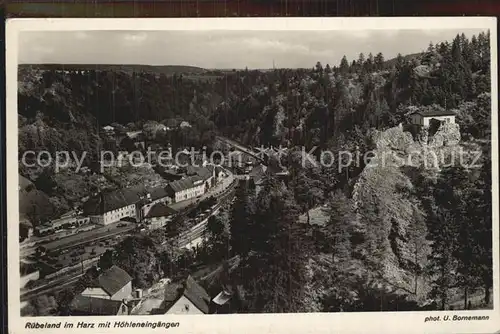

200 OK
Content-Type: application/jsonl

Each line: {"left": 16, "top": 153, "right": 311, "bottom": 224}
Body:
{"left": 19, "top": 108, "right": 460, "bottom": 316}
{"left": 13, "top": 23, "right": 495, "bottom": 321}
{"left": 17, "top": 110, "right": 304, "bottom": 316}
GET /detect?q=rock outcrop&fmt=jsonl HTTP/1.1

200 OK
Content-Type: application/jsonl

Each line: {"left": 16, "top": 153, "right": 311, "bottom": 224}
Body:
{"left": 428, "top": 122, "right": 461, "bottom": 147}
{"left": 372, "top": 126, "right": 414, "bottom": 153}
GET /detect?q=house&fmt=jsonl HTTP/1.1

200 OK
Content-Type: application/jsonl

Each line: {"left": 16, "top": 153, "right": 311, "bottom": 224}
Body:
{"left": 34, "top": 224, "right": 55, "bottom": 237}
{"left": 141, "top": 186, "right": 172, "bottom": 217}
{"left": 167, "top": 177, "right": 207, "bottom": 203}
{"left": 143, "top": 203, "right": 176, "bottom": 230}
{"left": 102, "top": 125, "right": 115, "bottom": 133}
{"left": 203, "top": 164, "right": 226, "bottom": 184}
{"left": 44, "top": 211, "right": 90, "bottom": 231}
{"left": 166, "top": 166, "right": 215, "bottom": 203}
{"left": 80, "top": 265, "right": 133, "bottom": 301}
{"left": 163, "top": 276, "right": 211, "bottom": 314}
{"left": 69, "top": 295, "right": 129, "bottom": 316}
{"left": 410, "top": 110, "right": 456, "bottom": 127}
{"left": 186, "top": 166, "right": 215, "bottom": 186}
{"left": 83, "top": 186, "right": 148, "bottom": 225}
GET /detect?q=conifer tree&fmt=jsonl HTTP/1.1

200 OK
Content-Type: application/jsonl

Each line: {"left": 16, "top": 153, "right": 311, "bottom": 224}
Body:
{"left": 374, "top": 52, "right": 385, "bottom": 70}
{"left": 237, "top": 175, "right": 311, "bottom": 313}
{"left": 339, "top": 56, "right": 350, "bottom": 74}
{"left": 230, "top": 180, "right": 256, "bottom": 258}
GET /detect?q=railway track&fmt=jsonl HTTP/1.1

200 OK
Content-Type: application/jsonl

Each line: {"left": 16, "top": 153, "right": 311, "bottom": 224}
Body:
{"left": 21, "top": 272, "right": 84, "bottom": 302}
{"left": 176, "top": 179, "right": 237, "bottom": 248}
{"left": 22, "top": 172, "right": 238, "bottom": 304}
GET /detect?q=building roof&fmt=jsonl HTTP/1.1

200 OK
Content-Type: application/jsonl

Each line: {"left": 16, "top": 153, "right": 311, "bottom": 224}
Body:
{"left": 148, "top": 187, "right": 170, "bottom": 201}
{"left": 212, "top": 290, "right": 233, "bottom": 306}
{"left": 163, "top": 276, "right": 211, "bottom": 314}
{"left": 167, "top": 178, "right": 195, "bottom": 194}
{"left": 145, "top": 203, "right": 177, "bottom": 218}
{"left": 94, "top": 265, "right": 133, "bottom": 296}
{"left": 414, "top": 110, "right": 456, "bottom": 117}
{"left": 70, "top": 295, "right": 124, "bottom": 315}
{"left": 186, "top": 166, "right": 213, "bottom": 180}
{"left": 83, "top": 185, "right": 147, "bottom": 215}
{"left": 167, "top": 175, "right": 206, "bottom": 194}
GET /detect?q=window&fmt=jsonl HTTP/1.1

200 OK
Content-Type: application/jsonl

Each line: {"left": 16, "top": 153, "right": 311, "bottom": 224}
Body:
{"left": 446, "top": 118, "right": 450, "bottom": 123}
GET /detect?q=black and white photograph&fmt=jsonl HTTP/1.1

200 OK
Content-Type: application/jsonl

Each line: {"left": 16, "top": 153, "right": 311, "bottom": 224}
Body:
{"left": 6, "top": 17, "right": 499, "bottom": 334}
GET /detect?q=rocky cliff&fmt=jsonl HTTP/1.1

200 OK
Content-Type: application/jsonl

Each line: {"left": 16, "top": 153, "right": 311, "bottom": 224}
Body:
{"left": 349, "top": 122, "right": 463, "bottom": 300}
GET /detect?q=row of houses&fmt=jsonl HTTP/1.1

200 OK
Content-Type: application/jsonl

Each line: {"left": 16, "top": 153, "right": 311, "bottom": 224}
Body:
{"left": 34, "top": 213, "right": 91, "bottom": 237}
{"left": 20, "top": 164, "right": 226, "bottom": 242}
{"left": 69, "top": 265, "right": 231, "bottom": 316}
{"left": 82, "top": 165, "right": 225, "bottom": 229}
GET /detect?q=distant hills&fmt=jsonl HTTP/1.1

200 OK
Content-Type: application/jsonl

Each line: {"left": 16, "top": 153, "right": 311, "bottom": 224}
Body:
{"left": 19, "top": 64, "right": 208, "bottom": 75}
{"left": 20, "top": 54, "right": 425, "bottom": 74}
{"left": 384, "top": 52, "right": 422, "bottom": 68}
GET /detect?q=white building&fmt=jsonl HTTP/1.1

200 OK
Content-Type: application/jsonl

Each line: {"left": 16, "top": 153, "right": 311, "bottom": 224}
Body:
{"left": 166, "top": 166, "right": 216, "bottom": 203}
{"left": 80, "top": 265, "right": 133, "bottom": 301}
{"left": 410, "top": 110, "right": 456, "bottom": 127}
{"left": 167, "top": 177, "right": 207, "bottom": 203}
{"left": 140, "top": 187, "right": 171, "bottom": 218}
{"left": 163, "top": 276, "right": 211, "bottom": 314}
{"left": 143, "top": 203, "right": 176, "bottom": 230}
{"left": 83, "top": 186, "right": 148, "bottom": 225}
{"left": 103, "top": 125, "right": 115, "bottom": 132}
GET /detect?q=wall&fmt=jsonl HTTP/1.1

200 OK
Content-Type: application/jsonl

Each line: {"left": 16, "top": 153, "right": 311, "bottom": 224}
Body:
{"left": 145, "top": 216, "right": 171, "bottom": 230}
{"left": 110, "top": 281, "right": 133, "bottom": 301}
{"left": 142, "top": 197, "right": 170, "bottom": 217}
{"left": 116, "top": 303, "right": 129, "bottom": 316}
{"left": 103, "top": 204, "right": 136, "bottom": 225}
{"left": 81, "top": 287, "right": 110, "bottom": 299}
{"left": 423, "top": 115, "right": 455, "bottom": 126}
{"left": 90, "top": 215, "right": 104, "bottom": 225}
{"left": 165, "top": 296, "right": 204, "bottom": 315}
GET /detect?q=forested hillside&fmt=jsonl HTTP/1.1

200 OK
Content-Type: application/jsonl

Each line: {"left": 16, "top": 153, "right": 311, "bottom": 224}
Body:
{"left": 18, "top": 31, "right": 492, "bottom": 312}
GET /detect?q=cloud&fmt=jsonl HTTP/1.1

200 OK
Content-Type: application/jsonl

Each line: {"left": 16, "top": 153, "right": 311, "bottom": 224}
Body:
{"left": 17, "top": 29, "right": 487, "bottom": 68}
{"left": 241, "top": 38, "right": 310, "bottom": 54}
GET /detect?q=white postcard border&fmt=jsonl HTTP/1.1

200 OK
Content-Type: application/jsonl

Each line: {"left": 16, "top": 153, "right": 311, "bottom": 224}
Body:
{"left": 6, "top": 17, "right": 499, "bottom": 334}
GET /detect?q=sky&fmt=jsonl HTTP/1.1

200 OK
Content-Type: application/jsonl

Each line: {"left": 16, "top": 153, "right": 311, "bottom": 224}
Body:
{"left": 18, "top": 29, "right": 486, "bottom": 69}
